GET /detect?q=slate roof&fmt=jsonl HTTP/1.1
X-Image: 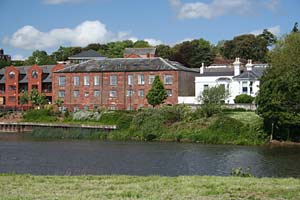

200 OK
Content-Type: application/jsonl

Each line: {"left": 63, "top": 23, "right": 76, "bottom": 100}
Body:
{"left": 69, "top": 49, "right": 106, "bottom": 59}
{"left": 124, "top": 48, "right": 156, "bottom": 56}
{"left": 56, "top": 58, "right": 196, "bottom": 73}
{"left": 197, "top": 67, "right": 236, "bottom": 77}
{"left": 233, "top": 65, "right": 266, "bottom": 80}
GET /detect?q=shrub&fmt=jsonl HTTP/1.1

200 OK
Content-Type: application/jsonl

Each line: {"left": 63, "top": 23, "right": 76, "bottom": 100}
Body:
{"left": 72, "top": 111, "right": 101, "bottom": 121}
{"left": 22, "top": 109, "right": 57, "bottom": 122}
{"left": 234, "top": 94, "right": 255, "bottom": 104}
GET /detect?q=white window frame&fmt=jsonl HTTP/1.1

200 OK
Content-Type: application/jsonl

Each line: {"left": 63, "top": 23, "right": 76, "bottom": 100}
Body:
{"left": 164, "top": 75, "right": 173, "bottom": 85}
{"left": 94, "top": 90, "right": 100, "bottom": 97}
{"left": 149, "top": 75, "right": 155, "bottom": 84}
{"left": 58, "top": 90, "right": 65, "bottom": 98}
{"left": 110, "top": 75, "right": 117, "bottom": 86}
{"left": 109, "top": 90, "right": 117, "bottom": 97}
{"left": 127, "top": 89, "right": 134, "bottom": 97}
{"left": 167, "top": 89, "right": 172, "bottom": 97}
{"left": 138, "top": 89, "right": 144, "bottom": 97}
{"left": 128, "top": 74, "right": 134, "bottom": 85}
{"left": 94, "top": 76, "right": 100, "bottom": 86}
{"left": 84, "top": 76, "right": 90, "bottom": 86}
{"left": 138, "top": 74, "right": 145, "bottom": 85}
{"left": 73, "top": 90, "right": 79, "bottom": 97}
{"left": 58, "top": 76, "right": 66, "bottom": 86}
{"left": 73, "top": 76, "right": 80, "bottom": 86}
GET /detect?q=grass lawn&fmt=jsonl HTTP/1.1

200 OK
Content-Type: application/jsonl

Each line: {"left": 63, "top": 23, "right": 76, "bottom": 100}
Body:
{"left": 0, "top": 174, "right": 299, "bottom": 200}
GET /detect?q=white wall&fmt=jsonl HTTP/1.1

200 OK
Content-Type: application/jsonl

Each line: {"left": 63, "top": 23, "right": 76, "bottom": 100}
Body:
{"left": 178, "top": 96, "right": 197, "bottom": 104}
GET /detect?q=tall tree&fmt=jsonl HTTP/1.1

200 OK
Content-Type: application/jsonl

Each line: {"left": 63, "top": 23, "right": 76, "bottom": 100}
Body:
{"left": 29, "top": 88, "right": 47, "bottom": 108}
{"left": 146, "top": 76, "right": 168, "bottom": 107}
{"left": 133, "top": 40, "right": 151, "bottom": 48}
{"left": 155, "top": 44, "right": 172, "bottom": 59}
{"left": 256, "top": 32, "right": 300, "bottom": 140}
{"left": 25, "top": 50, "right": 56, "bottom": 65}
{"left": 292, "top": 22, "right": 299, "bottom": 33}
{"left": 170, "top": 39, "right": 215, "bottom": 68}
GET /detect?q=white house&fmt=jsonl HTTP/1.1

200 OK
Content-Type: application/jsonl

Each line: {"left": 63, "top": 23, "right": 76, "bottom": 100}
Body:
{"left": 195, "top": 58, "right": 267, "bottom": 104}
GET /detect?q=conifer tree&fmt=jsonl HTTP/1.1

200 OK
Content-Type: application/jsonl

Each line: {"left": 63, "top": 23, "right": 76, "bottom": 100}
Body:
{"left": 146, "top": 76, "right": 168, "bottom": 107}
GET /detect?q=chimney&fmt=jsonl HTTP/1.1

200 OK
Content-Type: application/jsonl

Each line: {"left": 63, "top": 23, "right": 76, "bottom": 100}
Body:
{"left": 233, "top": 57, "right": 241, "bottom": 76}
{"left": 246, "top": 59, "right": 253, "bottom": 71}
{"left": 200, "top": 62, "right": 204, "bottom": 74}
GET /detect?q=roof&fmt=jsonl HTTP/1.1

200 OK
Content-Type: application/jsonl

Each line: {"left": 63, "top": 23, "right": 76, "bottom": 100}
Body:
{"left": 56, "top": 57, "right": 197, "bottom": 73}
{"left": 197, "top": 67, "right": 236, "bottom": 77}
{"left": 69, "top": 49, "right": 106, "bottom": 59}
{"left": 124, "top": 48, "right": 156, "bottom": 55}
{"left": 233, "top": 66, "right": 266, "bottom": 80}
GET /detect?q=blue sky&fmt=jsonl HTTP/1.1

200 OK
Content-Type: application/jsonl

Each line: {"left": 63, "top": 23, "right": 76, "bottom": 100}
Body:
{"left": 1, "top": 0, "right": 299, "bottom": 60}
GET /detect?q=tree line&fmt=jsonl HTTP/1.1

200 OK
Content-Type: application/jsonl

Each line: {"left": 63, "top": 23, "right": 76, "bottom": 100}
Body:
{"left": 4, "top": 23, "right": 299, "bottom": 69}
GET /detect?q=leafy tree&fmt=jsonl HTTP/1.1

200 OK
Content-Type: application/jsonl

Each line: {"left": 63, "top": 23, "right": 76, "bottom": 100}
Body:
{"left": 256, "top": 32, "right": 300, "bottom": 140}
{"left": 25, "top": 50, "right": 56, "bottom": 65}
{"left": 51, "top": 46, "right": 72, "bottom": 61}
{"left": 104, "top": 41, "right": 134, "bottom": 58}
{"left": 146, "top": 76, "right": 168, "bottom": 107}
{"left": 221, "top": 32, "right": 276, "bottom": 62}
{"left": 83, "top": 43, "right": 102, "bottom": 51}
{"left": 19, "top": 91, "right": 29, "bottom": 110}
{"left": 170, "top": 39, "right": 215, "bottom": 68}
{"left": 155, "top": 44, "right": 172, "bottom": 59}
{"left": 29, "top": 88, "right": 47, "bottom": 108}
{"left": 292, "top": 22, "right": 299, "bottom": 33}
{"left": 0, "top": 60, "right": 12, "bottom": 68}
{"left": 133, "top": 40, "right": 150, "bottom": 48}
{"left": 198, "top": 85, "right": 229, "bottom": 117}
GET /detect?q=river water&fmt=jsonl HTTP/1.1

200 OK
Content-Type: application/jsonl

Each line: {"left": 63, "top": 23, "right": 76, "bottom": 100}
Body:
{"left": 1, "top": 134, "right": 300, "bottom": 177}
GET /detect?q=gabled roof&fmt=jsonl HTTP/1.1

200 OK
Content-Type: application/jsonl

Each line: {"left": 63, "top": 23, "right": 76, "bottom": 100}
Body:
{"left": 124, "top": 48, "right": 156, "bottom": 55}
{"left": 69, "top": 49, "right": 105, "bottom": 59}
{"left": 233, "top": 66, "right": 266, "bottom": 80}
{"left": 56, "top": 57, "right": 197, "bottom": 73}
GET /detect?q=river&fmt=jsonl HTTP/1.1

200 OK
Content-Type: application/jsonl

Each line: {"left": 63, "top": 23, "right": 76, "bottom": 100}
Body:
{"left": 1, "top": 134, "right": 300, "bottom": 177}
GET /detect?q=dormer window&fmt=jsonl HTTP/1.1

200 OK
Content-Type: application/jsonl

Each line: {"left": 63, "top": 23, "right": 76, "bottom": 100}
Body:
{"left": 9, "top": 71, "right": 15, "bottom": 79}
{"left": 32, "top": 70, "right": 38, "bottom": 79}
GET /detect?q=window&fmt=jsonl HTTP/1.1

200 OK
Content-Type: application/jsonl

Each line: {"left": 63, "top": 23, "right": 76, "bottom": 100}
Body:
{"left": 8, "top": 96, "right": 16, "bottom": 102}
{"left": 250, "top": 81, "right": 253, "bottom": 94}
{"left": 138, "top": 90, "right": 144, "bottom": 97}
{"left": 73, "top": 107, "right": 79, "bottom": 112}
{"left": 73, "top": 90, "right": 79, "bottom": 97}
{"left": 9, "top": 71, "right": 15, "bottom": 79}
{"left": 32, "top": 70, "right": 38, "bottom": 79}
{"left": 94, "top": 76, "right": 100, "bottom": 86}
{"left": 108, "top": 105, "right": 116, "bottom": 110}
{"left": 84, "top": 105, "right": 89, "bottom": 111}
{"left": 138, "top": 74, "right": 145, "bottom": 85}
{"left": 242, "top": 81, "right": 248, "bottom": 93}
{"left": 58, "top": 76, "right": 66, "bottom": 86}
{"left": 74, "top": 76, "right": 80, "bottom": 86}
{"left": 164, "top": 75, "right": 173, "bottom": 85}
{"left": 167, "top": 89, "right": 172, "bottom": 97}
{"left": 94, "top": 90, "right": 100, "bottom": 97}
{"left": 110, "top": 75, "right": 117, "bottom": 86}
{"left": 149, "top": 75, "right": 155, "bottom": 84}
{"left": 58, "top": 90, "right": 65, "bottom": 98}
{"left": 84, "top": 92, "right": 89, "bottom": 97}
{"left": 84, "top": 76, "right": 90, "bottom": 86}
{"left": 204, "top": 84, "right": 209, "bottom": 90}
{"left": 128, "top": 75, "right": 134, "bottom": 85}
{"left": 127, "top": 89, "right": 134, "bottom": 97}
{"left": 8, "top": 85, "right": 16, "bottom": 91}
{"left": 109, "top": 90, "right": 117, "bottom": 97}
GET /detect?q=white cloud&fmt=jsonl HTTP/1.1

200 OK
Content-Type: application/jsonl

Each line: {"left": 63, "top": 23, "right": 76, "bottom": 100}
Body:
{"left": 144, "top": 38, "right": 163, "bottom": 46}
{"left": 170, "top": 0, "right": 255, "bottom": 19}
{"left": 250, "top": 25, "right": 281, "bottom": 36}
{"left": 265, "top": 0, "right": 280, "bottom": 12}
{"left": 3, "top": 20, "right": 138, "bottom": 50}
{"left": 12, "top": 54, "right": 26, "bottom": 61}
{"left": 44, "top": 0, "right": 83, "bottom": 5}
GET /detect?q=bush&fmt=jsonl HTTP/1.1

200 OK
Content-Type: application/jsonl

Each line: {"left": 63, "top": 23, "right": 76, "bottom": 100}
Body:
{"left": 72, "top": 111, "right": 102, "bottom": 121}
{"left": 23, "top": 109, "right": 57, "bottom": 122}
{"left": 234, "top": 94, "right": 255, "bottom": 104}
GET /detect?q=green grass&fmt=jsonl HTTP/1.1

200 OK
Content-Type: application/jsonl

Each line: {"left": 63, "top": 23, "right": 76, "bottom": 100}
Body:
{"left": 0, "top": 174, "right": 299, "bottom": 200}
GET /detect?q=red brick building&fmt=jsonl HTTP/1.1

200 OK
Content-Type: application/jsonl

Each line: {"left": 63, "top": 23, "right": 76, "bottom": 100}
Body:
{"left": 53, "top": 57, "right": 198, "bottom": 111}
{"left": 0, "top": 64, "right": 64, "bottom": 109}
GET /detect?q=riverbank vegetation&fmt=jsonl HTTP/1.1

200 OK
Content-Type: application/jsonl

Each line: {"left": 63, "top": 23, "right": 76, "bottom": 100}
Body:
{"left": 19, "top": 104, "right": 267, "bottom": 145}
{"left": 1, "top": 174, "right": 299, "bottom": 200}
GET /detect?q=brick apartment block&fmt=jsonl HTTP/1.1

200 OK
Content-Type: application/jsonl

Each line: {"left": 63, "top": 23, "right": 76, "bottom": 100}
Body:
{"left": 53, "top": 57, "right": 198, "bottom": 111}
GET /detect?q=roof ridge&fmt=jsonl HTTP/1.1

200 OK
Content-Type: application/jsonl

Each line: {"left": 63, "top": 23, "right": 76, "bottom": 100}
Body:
{"left": 159, "top": 57, "right": 177, "bottom": 70}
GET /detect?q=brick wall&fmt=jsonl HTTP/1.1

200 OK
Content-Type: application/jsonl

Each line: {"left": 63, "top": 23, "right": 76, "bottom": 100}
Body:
{"left": 53, "top": 70, "right": 179, "bottom": 111}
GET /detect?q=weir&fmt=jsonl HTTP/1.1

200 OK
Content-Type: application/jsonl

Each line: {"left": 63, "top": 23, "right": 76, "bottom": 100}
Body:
{"left": 0, "top": 122, "right": 117, "bottom": 133}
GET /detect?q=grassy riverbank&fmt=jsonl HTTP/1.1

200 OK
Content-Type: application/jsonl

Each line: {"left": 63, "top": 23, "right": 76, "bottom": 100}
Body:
{"left": 0, "top": 174, "right": 299, "bottom": 199}
{"left": 9, "top": 106, "right": 268, "bottom": 145}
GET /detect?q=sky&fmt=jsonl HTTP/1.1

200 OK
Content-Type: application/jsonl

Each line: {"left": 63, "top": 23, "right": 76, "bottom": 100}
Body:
{"left": 1, "top": 0, "right": 299, "bottom": 60}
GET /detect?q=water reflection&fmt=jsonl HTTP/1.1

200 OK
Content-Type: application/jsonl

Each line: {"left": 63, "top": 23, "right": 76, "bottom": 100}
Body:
{"left": 0, "top": 134, "right": 300, "bottom": 177}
